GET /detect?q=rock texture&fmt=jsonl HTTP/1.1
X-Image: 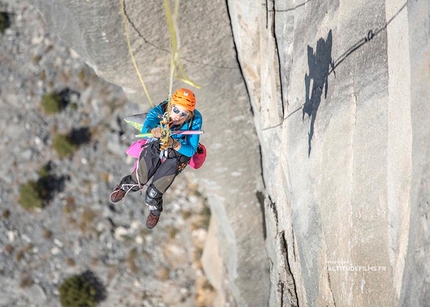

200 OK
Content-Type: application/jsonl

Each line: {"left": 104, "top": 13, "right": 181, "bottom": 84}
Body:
{"left": 228, "top": 0, "right": 429, "bottom": 306}
{"left": 26, "top": 1, "right": 270, "bottom": 306}
{"left": 0, "top": 1, "right": 215, "bottom": 306}
{"left": 4, "top": 0, "right": 269, "bottom": 306}
{"left": 2, "top": 0, "right": 429, "bottom": 306}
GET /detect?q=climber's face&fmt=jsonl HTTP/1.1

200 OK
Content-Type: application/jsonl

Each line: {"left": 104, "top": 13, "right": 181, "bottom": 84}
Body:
{"left": 170, "top": 104, "right": 189, "bottom": 125}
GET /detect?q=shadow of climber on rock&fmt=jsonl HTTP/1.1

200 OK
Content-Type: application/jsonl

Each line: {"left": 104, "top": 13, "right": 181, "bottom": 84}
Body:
{"left": 303, "top": 30, "right": 333, "bottom": 157}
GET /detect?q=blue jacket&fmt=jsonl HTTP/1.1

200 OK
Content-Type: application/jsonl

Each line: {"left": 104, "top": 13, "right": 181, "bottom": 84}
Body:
{"left": 141, "top": 102, "right": 203, "bottom": 157}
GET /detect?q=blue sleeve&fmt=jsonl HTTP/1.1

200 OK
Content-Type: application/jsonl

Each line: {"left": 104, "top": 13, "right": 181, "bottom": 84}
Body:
{"left": 176, "top": 110, "right": 203, "bottom": 157}
{"left": 141, "top": 105, "right": 163, "bottom": 133}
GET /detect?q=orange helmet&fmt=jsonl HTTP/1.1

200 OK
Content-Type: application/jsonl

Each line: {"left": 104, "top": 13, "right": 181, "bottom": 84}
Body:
{"left": 171, "top": 88, "right": 196, "bottom": 111}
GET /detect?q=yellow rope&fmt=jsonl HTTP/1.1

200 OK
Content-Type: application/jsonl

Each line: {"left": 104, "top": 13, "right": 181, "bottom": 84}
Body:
{"left": 119, "top": 0, "right": 200, "bottom": 144}
{"left": 120, "top": 0, "right": 154, "bottom": 107}
{"left": 163, "top": 0, "right": 202, "bottom": 98}
{"left": 163, "top": 0, "right": 177, "bottom": 100}
{"left": 161, "top": 0, "right": 201, "bottom": 148}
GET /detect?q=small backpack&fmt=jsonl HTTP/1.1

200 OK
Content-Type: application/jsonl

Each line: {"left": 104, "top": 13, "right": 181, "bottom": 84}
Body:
{"left": 189, "top": 143, "right": 206, "bottom": 169}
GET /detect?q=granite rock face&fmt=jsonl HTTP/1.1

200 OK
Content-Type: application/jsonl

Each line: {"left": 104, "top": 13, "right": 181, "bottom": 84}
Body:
{"left": 228, "top": 0, "right": 429, "bottom": 306}
{"left": 25, "top": 0, "right": 430, "bottom": 306}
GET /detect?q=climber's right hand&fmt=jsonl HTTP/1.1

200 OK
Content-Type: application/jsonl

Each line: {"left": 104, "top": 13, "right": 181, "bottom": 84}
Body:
{"left": 151, "top": 127, "right": 163, "bottom": 138}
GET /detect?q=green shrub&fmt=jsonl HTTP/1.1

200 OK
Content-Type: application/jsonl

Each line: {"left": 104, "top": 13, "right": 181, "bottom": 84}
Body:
{"left": 59, "top": 271, "right": 106, "bottom": 307}
{"left": 59, "top": 274, "right": 97, "bottom": 307}
{"left": 53, "top": 133, "right": 77, "bottom": 158}
{"left": 18, "top": 163, "right": 66, "bottom": 210}
{"left": 41, "top": 92, "right": 63, "bottom": 114}
{"left": 19, "top": 181, "right": 44, "bottom": 209}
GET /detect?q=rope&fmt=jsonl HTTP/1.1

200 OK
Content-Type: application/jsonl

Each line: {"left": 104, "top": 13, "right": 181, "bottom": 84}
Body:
{"left": 163, "top": 0, "right": 202, "bottom": 94}
{"left": 109, "top": 182, "right": 144, "bottom": 205}
{"left": 120, "top": 0, "right": 154, "bottom": 107}
{"left": 120, "top": 0, "right": 200, "bottom": 109}
{"left": 119, "top": 0, "right": 200, "bottom": 146}
{"left": 163, "top": 0, "right": 178, "bottom": 100}
{"left": 162, "top": 0, "right": 178, "bottom": 144}
{"left": 161, "top": 0, "right": 202, "bottom": 148}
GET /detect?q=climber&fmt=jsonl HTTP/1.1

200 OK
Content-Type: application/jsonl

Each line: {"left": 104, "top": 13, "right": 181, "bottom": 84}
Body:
{"left": 110, "top": 88, "right": 203, "bottom": 229}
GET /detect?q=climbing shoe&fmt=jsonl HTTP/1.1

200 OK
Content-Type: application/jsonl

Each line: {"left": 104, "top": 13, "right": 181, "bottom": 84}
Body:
{"left": 109, "top": 185, "right": 127, "bottom": 205}
{"left": 146, "top": 210, "right": 161, "bottom": 229}
{"left": 109, "top": 175, "right": 140, "bottom": 204}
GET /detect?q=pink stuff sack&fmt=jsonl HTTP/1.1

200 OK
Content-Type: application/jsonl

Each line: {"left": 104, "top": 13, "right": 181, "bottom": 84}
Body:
{"left": 126, "top": 139, "right": 150, "bottom": 171}
{"left": 189, "top": 143, "right": 207, "bottom": 169}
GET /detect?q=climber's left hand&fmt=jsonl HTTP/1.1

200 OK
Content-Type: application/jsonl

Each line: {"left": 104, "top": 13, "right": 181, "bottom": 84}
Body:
{"left": 165, "top": 137, "right": 180, "bottom": 150}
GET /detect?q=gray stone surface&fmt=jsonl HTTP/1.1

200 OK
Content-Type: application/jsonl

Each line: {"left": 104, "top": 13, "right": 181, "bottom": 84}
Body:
{"left": 0, "top": 1, "right": 216, "bottom": 306}
{"left": 4, "top": 0, "right": 269, "bottom": 306}
{"left": 229, "top": 0, "right": 429, "bottom": 306}
{"left": 400, "top": 0, "right": 430, "bottom": 305}
{"left": 2, "top": 0, "right": 429, "bottom": 306}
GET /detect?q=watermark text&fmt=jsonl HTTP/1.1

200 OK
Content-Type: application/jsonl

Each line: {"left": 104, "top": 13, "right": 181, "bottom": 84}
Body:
{"left": 327, "top": 260, "right": 387, "bottom": 272}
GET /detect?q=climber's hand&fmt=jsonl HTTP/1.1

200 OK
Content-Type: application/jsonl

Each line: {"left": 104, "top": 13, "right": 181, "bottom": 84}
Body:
{"left": 151, "top": 127, "right": 163, "bottom": 138}
{"left": 165, "top": 137, "right": 180, "bottom": 150}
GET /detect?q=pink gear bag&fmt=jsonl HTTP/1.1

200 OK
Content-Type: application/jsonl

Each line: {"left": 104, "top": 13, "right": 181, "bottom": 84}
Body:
{"left": 189, "top": 143, "right": 206, "bottom": 169}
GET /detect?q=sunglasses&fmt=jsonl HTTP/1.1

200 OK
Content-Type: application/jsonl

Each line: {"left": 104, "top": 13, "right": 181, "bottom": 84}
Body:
{"left": 172, "top": 105, "right": 188, "bottom": 118}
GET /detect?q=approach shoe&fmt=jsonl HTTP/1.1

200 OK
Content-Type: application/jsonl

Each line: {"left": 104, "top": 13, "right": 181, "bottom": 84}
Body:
{"left": 146, "top": 211, "right": 161, "bottom": 229}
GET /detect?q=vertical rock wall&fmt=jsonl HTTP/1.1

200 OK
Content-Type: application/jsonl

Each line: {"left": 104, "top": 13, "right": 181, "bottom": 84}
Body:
{"left": 399, "top": 0, "right": 430, "bottom": 305}
{"left": 228, "top": 0, "right": 429, "bottom": 306}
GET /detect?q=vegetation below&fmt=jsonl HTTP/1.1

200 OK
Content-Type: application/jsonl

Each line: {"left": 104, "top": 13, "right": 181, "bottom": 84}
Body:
{"left": 59, "top": 271, "right": 106, "bottom": 307}
{"left": 18, "top": 163, "right": 66, "bottom": 209}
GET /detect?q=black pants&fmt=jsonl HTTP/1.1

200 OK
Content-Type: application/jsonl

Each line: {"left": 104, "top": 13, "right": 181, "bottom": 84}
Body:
{"left": 131, "top": 140, "right": 190, "bottom": 194}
